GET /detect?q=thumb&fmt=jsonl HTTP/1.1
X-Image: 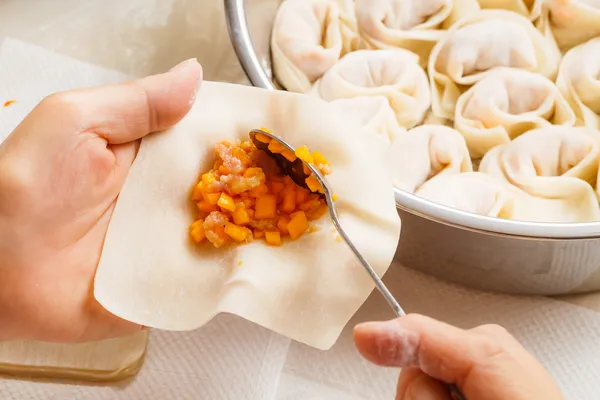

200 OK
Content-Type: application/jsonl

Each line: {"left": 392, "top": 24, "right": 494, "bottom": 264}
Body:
{"left": 34, "top": 58, "right": 203, "bottom": 144}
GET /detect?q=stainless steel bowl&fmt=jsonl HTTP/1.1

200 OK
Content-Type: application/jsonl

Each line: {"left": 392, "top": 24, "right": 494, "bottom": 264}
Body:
{"left": 223, "top": 0, "right": 600, "bottom": 295}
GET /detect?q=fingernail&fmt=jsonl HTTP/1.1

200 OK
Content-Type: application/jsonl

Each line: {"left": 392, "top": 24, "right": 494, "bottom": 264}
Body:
{"left": 407, "top": 375, "right": 448, "bottom": 400}
{"left": 357, "top": 319, "right": 421, "bottom": 368}
{"left": 169, "top": 58, "right": 198, "bottom": 73}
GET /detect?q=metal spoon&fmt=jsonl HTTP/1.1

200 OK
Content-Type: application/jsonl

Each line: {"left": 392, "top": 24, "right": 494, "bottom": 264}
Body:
{"left": 249, "top": 128, "right": 466, "bottom": 400}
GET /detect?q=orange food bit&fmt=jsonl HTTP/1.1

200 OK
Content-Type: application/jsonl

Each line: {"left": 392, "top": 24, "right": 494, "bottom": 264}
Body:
{"left": 288, "top": 211, "right": 309, "bottom": 239}
{"left": 3, "top": 100, "right": 17, "bottom": 108}
{"left": 224, "top": 222, "right": 252, "bottom": 243}
{"left": 255, "top": 132, "right": 271, "bottom": 143}
{"left": 218, "top": 193, "right": 236, "bottom": 212}
{"left": 312, "top": 151, "right": 329, "bottom": 166}
{"left": 332, "top": 194, "right": 338, "bottom": 202}
{"left": 265, "top": 231, "right": 282, "bottom": 246}
{"left": 305, "top": 175, "right": 324, "bottom": 194}
{"left": 255, "top": 194, "right": 277, "bottom": 219}
{"left": 295, "top": 146, "right": 314, "bottom": 164}
{"left": 232, "top": 206, "right": 250, "bottom": 225}
{"left": 189, "top": 130, "right": 334, "bottom": 248}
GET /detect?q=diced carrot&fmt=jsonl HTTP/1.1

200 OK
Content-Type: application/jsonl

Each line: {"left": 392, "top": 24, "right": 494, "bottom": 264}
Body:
{"left": 197, "top": 201, "right": 219, "bottom": 213}
{"left": 255, "top": 194, "right": 277, "bottom": 219}
{"left": 191, "top": 182, "right": 204, "bottom": 200}
{"left": 277, "top": 215, "right": 291, "bottom": 235}
{"left": 241, "top": 198, "right": 254, "bottom": 209}
{"left": 265, "top": 231, "right": 282, "bottom": 246}
{"left": 312, "top": 151, "right": 329, "bottom": 166}
{"left": 307, "top": 204, "right": 328, "bottom": 220}
{"left": 254, "top": 229, "right": 265, "bottom": 238}
{"left": 288, "top": 211, "right": 309, "bottom": 239}
{"left": 224, "top": 222, "right": 252, "bottom": 242}
{"left": 268, "top": 140, "right": 286, "bottom": 154}
{"left": 270, "top": 181, "right": 285, "bottom": 195}
{"left": 305, "top": 175, "right": 324, "bottom": 194}
{"left": 218, "top": 193, "right": 236, "bottom": 212}
{"left": 303, "top": 164, "right": 311, "bottom": 175}
{"left": 296, "top": 187, "right": 309, "bottom": 204}
{"left": 203, "top": 192, "right": 221, "bottom": 205}
{"left": 202, "top": 172, "right": 217, "bottom": 185}
{"left": 295, "top": 146, "right": 314, "bottom": 163}
{"left": 255, "top": 132, "right": 271, "bottom": 143}
{"left": 281, "top": 149, "right": 297, "bottom": 162}
{"left": 244, "top": 167, "right": 263, "bottom": 178}
{"left": 249, "top": 183, "right": 269, "bottom": 198}
{"left": 281, "top": 188, "right": 296, "bottom": 213}
{"left": 189, "top": 220, "right": 206, "bottom": 243}
{"left": 233, "top": 206, "right": 250, "bottom": 225}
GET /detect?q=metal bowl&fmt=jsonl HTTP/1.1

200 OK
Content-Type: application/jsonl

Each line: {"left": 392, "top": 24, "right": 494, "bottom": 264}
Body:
{"left": 224, "top": 0, "right": 600, "bottom": 295}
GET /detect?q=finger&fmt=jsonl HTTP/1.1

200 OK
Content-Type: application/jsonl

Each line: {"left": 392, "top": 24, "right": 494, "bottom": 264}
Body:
{"left": 396, "top": 369, "right": 451, "bottom": 400}
{"left": 354, "top": 314, "right": 564, "bottom": 400}
{"left": 38, "top": 58, "right": 203, "bottom": 144}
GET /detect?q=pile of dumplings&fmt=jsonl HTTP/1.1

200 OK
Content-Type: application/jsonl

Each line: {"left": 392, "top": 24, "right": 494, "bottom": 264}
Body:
{"left": 271, "top": 0, "right": 600, "bottom": 224}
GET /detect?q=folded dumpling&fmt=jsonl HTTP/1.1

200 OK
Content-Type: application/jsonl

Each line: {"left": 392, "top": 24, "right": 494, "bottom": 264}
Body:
{"left": 312, "top": 49, "right": 431, "bottom": 129}
{"left": 544, "top": 0, "right": 600, "bottom": 51}
{"left": 556, "top": 38, "right": 600, "bottom": 131}
{"left": 455, "top": 68, "right": 576, "bottom": 158}
{"left": 416, "top": 172, "right": 513, "bottom": 218}
{"left": 355, "top": 0, "right": 479, "bottom": 65}
{"left": 475, "top": 0, "right": 543, "bottom": 20}
{"left": 479, "top": 127, "right": 600, "bottom": 222}
{"left": 271, "top": 0, "right": 360, "bottom": 93}
{"left": 428, "top": 10, "right": 561, "bottom": 119}
{"left": 329, "top": 96, "right": 406, "bottom": 144}
{"left": 390, "top": 124, "right": 473, "bottom": 192}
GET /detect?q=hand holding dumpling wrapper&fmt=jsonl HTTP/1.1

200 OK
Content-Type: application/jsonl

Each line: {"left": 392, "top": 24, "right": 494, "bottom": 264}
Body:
{"left": 94, "top": 81, "right": 401, "bottom": 350}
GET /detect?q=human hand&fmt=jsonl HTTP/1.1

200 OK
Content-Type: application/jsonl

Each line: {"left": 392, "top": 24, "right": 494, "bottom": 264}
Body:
{"left": 0, "top": 58, "right": 202, "bottom": 343}
{"left": 354, "top": 314, "right": 564, "bottom": 400}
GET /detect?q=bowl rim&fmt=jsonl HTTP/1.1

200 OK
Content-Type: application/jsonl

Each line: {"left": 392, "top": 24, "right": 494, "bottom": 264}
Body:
{"left": 395, "top": 188, "right": 600, "bottom": 239}
{"left": 224, "top": 0, "right": 600, "bottom": 240}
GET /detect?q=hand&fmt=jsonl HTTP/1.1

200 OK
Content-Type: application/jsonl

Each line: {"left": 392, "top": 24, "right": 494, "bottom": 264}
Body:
{"left": 0, "top": 58, "right": 202, "bottom": 343}
{"left": 354, "top": 314, "right": 565, "bottom": 400}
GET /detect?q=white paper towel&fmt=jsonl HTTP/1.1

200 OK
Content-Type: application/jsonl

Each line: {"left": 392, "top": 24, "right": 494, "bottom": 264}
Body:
{"left": 2, "top": 37, "right": 600, "bottom": 400}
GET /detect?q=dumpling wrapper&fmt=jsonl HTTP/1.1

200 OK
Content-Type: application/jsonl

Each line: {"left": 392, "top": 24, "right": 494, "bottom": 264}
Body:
{"left": 0, "top": 332, "right": 147, "bottom": 382}
{"left": 556, "top": 37, "right": 600, "bottom": 131}
{"left": 476, "top": 0, "right": 543, "bottom": 20}
{"left": 428, "top": 9, "right": 562, "bottom": 120}
{"left": 271, "top": 0, "right": 360, "bottom": 93}
{"left": 454, "top": 67, "right": 576, "bottom": 158}
{"left": 311, "top": 49, "right": 431, "bottom": 129}
{"left": 390, "top": 124, "right": 473, "bottom": 193}
{"left": 544, "top": 0, "right": 600, "bottom": 50}
{"left": 93, "top": 81, "right": 401, "bottom": 351}
{"left": 479, "top": 127, "right": 600, "bottom": 223}
{"left": 355, "top": 0, "right": 480, "bottom": 66}
{"left": 328, "top": 96, "right": 406, "bottom": 145}
{"left": 415, "top": 172, "right": 514, "bottom": 218}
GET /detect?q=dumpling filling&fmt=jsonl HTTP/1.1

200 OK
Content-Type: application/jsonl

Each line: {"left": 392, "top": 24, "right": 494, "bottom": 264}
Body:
{"left": 189, "top": 130, "right": 334, "bottom": 248}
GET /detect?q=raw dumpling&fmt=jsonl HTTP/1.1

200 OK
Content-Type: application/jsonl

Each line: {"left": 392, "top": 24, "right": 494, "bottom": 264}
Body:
{"left": 544, "top": 0, "right": 600, "bottom": 50}
{"left": 476, "top": 0, "right": 543, "bottom": 20}
{"left": 355, "top": 0, "right": 479, "bottom": 65}
{"left": 479, "top": 127, "right": 600, "bottom": 222}
{"left": 93, "top": 82, "right": 401, "bottom": 351}
{"left": 454, "top": 68, "right": 576, "bottom": 158}
{"left": 271, "top": 0, "right": 360, "bottom": 93}
{"left": 416, "top": 172, "right": 513, "bottom": 218}
{"left": 390, "top": 124, "right": 473, "bottom": 192}
{"left": 329, "top": 96, "right": 406, "bottom": 144}
{"left": 556, "top": 37, "right": 600, "bottom": 131}
{"left": 312, "top": 49, "right": 431, "bottom": 129}
{"left": 428, "top": 10, "right": 561, "bottom": 119}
